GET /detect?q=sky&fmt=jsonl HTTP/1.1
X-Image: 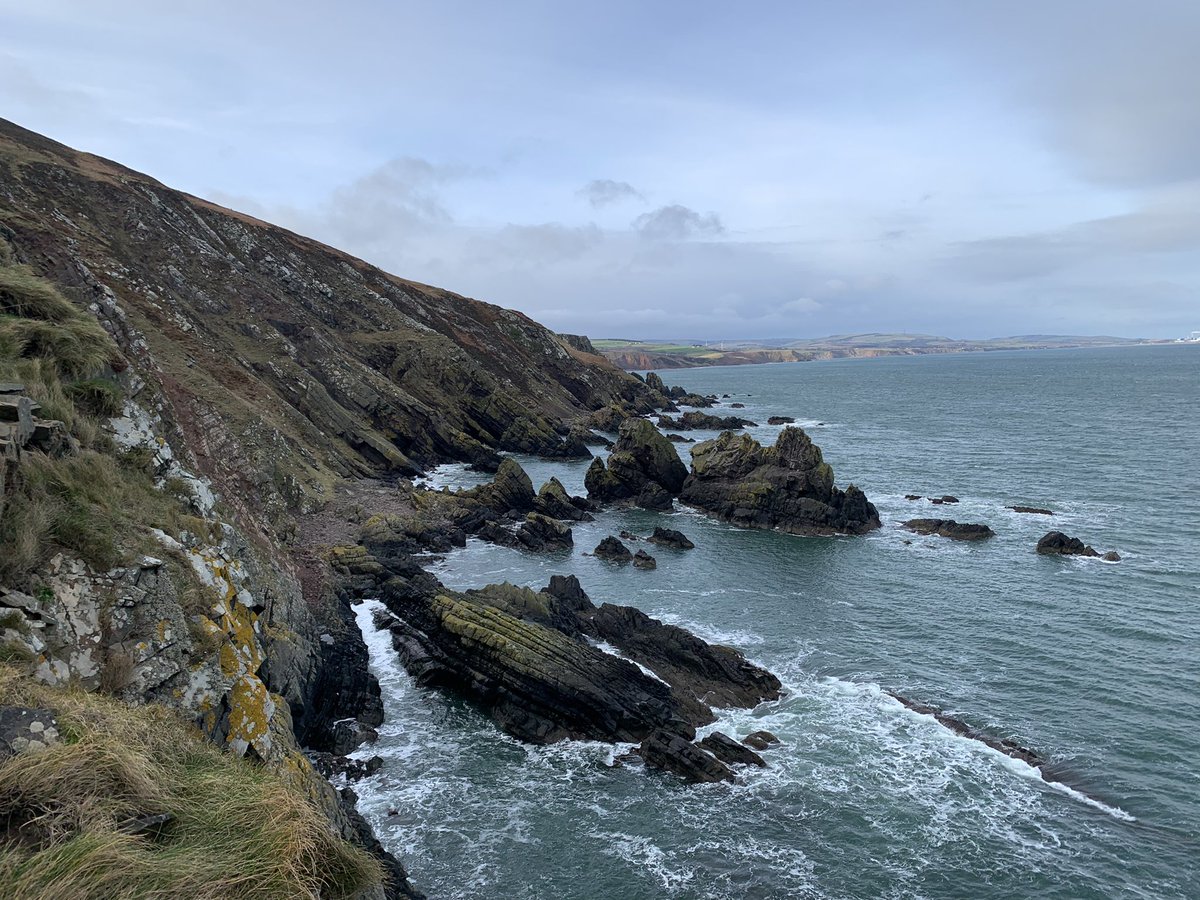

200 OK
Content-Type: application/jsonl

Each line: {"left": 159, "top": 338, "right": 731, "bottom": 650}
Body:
{"left": 1, "top": 1, "right": 1198, "bottom": 340}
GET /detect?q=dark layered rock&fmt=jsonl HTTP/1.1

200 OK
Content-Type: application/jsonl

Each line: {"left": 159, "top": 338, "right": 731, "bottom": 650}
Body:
{"left": 644, "top": 371, "right": 668, "bottom": 395}
{"left": 903, "top": 519, "right": 996, "bottom": 541}
{"left": 929, "top": 495, "right": 960, "bottom": 505}
{"left": 699, "top": 731, "right": 766, "bottom": 768}
{"left": 635, "top": 482, "right": 674, "bottom": 511}
{"left": 376, "top": 594, "right": 682, "bottom": 744}
{"left": 477, "top": 513, "right": 573, "bottom": 552}
{"left": 632, "top": 549, "right": 657, "bottom": 569}
{"left": 594, "top": 536, "right": 633, "bottom": 562}
{"left": 767, "top": 416, "right": 795, "bottom": 425}
{"left": 638, "top": 729, "right": 733, "bottom": 783}
{"left": 585, "top": 417, "right": 687, "bottom": 505}
{"left": 665, "top": 433, "right": 693, "bottom": 443}
{"left": 729, "top": 402, "right": 745, "bottom": 409}
{"left": 1036, "top": 531, "right": 1118, "bottom": 560}
{"left": 658, "top": 411, "right": 757, "bottom": 431}
{"left": 499, "top": 414, "right": 591, "bottom": 458}
{"left": 583, "top": 601, "right": 781, "bottom": 724}
{"left": 646, "top": 527, "right": 695, "bottom": 550}
{"left": 1008, "top": 505, "right": 1054, "bottom": 515}
{"left": 586, "top": 403, "right": 632, "bottom": 432}
{"left": 535, "top": 477, "right": 594, "bottom": 522}
{"left": 679, "top": 428, "right": 881, "bottom": 536}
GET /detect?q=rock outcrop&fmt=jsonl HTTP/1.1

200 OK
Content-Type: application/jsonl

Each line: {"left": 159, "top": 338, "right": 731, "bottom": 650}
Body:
{"left": 584, "top": 417, "right": 688, "bottom": 509}
{"left": 1036, "top": 531, "right": 1119, "bottom": 560}
{"left": 1008, "top": 505, "right": 1054, "bottom": 515}
{"left": 679, "top": 428, "right": 881, "bottom": 535}
{"left": 593, "top": 536, "right": 633, "bottom": 562}
{"left": 632, "top": 549, "right": 657, "bottom": 569}
{"left": 658, "top": 411, "right": 757, "bottom": 431}
{"left": 369, "top": 571, "right": 779, "bottom": 782}
{"left": 903, "top": 519, "right": 996, "bottom": 541}
{"left": 767, "top": 416, "right": 795, "bottom": 425}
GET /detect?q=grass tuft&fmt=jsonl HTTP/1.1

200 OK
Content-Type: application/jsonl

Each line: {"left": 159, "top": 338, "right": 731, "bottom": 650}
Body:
{"left": 0, "top": 667, "right": 383, "bottom": 899}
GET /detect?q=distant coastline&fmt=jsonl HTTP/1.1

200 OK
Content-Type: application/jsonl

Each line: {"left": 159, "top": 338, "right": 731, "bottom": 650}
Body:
{"left": 594, "top": 333, "right": 1166, "bottom": 370}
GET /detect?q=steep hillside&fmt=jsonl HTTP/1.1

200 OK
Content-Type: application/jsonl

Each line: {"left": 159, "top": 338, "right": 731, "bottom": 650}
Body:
{"left": 0, "top": 119, "right": 661, "bottom": 898}
{"left": 0, "top": 117, "right": 650, "bottom": 540}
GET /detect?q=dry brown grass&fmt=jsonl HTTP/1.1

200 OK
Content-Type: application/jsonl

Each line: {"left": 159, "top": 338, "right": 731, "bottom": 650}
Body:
{"left": 0, "top": 667, "right": 383, "bottom": 899}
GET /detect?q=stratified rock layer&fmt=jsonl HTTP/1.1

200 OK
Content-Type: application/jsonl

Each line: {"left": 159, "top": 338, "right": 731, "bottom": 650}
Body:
{"left": 679, "top": 427, "right": 880, "bottom": 535}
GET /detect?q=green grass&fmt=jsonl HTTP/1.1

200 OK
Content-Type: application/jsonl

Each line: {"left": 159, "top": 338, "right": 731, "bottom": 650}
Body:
{"left": 0, "top": 667, "right": 383, "bottom": 899}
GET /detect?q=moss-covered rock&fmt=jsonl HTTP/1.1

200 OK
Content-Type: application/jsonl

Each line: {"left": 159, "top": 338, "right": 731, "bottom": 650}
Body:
{"left": 680, "top": 427, "right": 881, "bottom": 535}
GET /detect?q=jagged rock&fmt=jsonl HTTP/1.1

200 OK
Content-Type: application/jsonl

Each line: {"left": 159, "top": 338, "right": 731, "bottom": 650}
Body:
{"left": 535, "top": 477, "right": 594, "bottom": 522}
{"left": 469, "top": 457, "right": 537, "bottom": 514}
{"left": 646, "top": 527, "right": 694, "bottom": 549}
{"left": 699, "top": 731, "right": 766, "bottom": 767}
{"left": 658, "top": 411, "right": 757, "bottom": 431}
{"left": 517, "top": 513, "right": 572, "bottom": 551}
{"left": 309, "top": 752, "right": 385, "bottom": 782}
{"left": 618, "top": 530, "right": 640, "bottom": 542}
{"left": 665, "top": 433, "right": 693, "bottom": 443}
{"left": 645, "top": 371, "right": 668, "bottom": 395}
{"left": 0, "top": 706, "right": 61, "bottom": 759}
{"left": 767, "top": 416, "right": 795, "bottom": 425}
{"left": 638, "top": 729, "right": 733, "bottom": 783}
{"left": 1036, "top": 531, "right": 1117, "bottom": 560}
{"left": 586, "top": 404, "right": 631, "bottom": 432}
{"left": 729, "top": 402, "right": 745, "bottom": 409}
{"left": 594, "top": 536, "right": 633, "bottom": 562}
{"left": 632, "top": 549, "right": 657, "bottom": 569}
{"left": 903, "top": 519, "right": 995, "bottom": 541}
{"left": 585, "top": 417, "right": 687, "bottom": 505}
{"left": 1008, "top": 505, "right": 1054, "bottom": 515}
{"left": 929, "top": 495, "right": 960, "bottom": 505}
{"left": 741, "top": 730, "right": 780, "bottom": 751}
{"left": 679, "top": 428, "right": 881, "bottom": 535}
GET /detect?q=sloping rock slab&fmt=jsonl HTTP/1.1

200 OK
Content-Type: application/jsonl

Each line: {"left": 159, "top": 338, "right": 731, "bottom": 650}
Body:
{"left": 903, "top": 519, "right": 995, "bottom": 541}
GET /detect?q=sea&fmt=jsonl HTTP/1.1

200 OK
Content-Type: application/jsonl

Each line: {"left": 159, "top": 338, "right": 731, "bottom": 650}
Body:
{"left": 351, "top": 344, "right": 1199, "bottom": 899}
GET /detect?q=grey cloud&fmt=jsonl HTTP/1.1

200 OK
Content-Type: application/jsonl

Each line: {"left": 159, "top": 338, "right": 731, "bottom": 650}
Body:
{"left": 950, "top": 183, "right": 1200, "bottom": 282}
{"left": 578, "top": 179, "right": 644, "bottom": 207}
{"left": 632, "top": 204, "right": 724, "bottom": 240}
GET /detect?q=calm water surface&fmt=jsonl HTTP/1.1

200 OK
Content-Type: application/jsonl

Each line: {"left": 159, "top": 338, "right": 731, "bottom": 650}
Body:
{"left": 354, "top": 345, "right": 1199, "bottom": 899}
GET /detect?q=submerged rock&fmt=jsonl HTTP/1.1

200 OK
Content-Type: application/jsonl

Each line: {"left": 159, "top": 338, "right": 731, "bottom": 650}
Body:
{"left": 766, "top": 416, "right": 795, "bottom": 425}
{"left": 679, "top": 427, "right": 881, "bottom": 536}
{"left": 1008, "top": 505, "right": 1054, "bottom": 516}
{"left": 741, "top": 730, "right": 781, "bottom": 751}
{"left": 646, "top": 527, "right": 695, "bottom": 549}
{"left": 903, "top": 519, "right": 995, "bottom": 541}
{"left": 904, "top": 494, "right": 922, "bottom": 501}
{"left": 929, "top": 495, "right": 960, "bottom": 505}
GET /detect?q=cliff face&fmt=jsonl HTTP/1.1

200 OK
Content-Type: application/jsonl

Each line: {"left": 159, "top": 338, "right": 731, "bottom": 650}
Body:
{"left": 0, "top": 118, "right": 654, "bottom": 897}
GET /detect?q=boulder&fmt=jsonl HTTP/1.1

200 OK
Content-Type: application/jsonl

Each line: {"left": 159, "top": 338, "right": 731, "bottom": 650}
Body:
{"left": 1103, "top": 551, "right": 1122, "bottom": 562}
{"left": 741, "top": 730, "right": 780, "bottom": 751}
{"left": 699, "top": 731, "right": 766, "bottom": 767}
{"left": 646, "top": 527, "right": 695, "bottom": 550}
{"left": 729, "top": 402, "right": 745, "bottom": 409}
{"left": 638, "top": 729, "right": 733, "bottom": 783}
{"left": 766, "top": 416, "right": 795, "bottom": 425}
{"left": 593, "top": 536, "right": 633, "bottom": 562}
{"left": 632, "top": 549, "right": 657, "bottom": 569}
{"left": 635, "top": 482, "right": 674, "bottom": 511}
{"left": 679, "top": 427, "right": 881, "bottom": 536}
{"left": 903, "top": 519, "right": 995, "bottom": 541}
{"left": 584, "top": 417, "right": 688, "bottom": 505}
